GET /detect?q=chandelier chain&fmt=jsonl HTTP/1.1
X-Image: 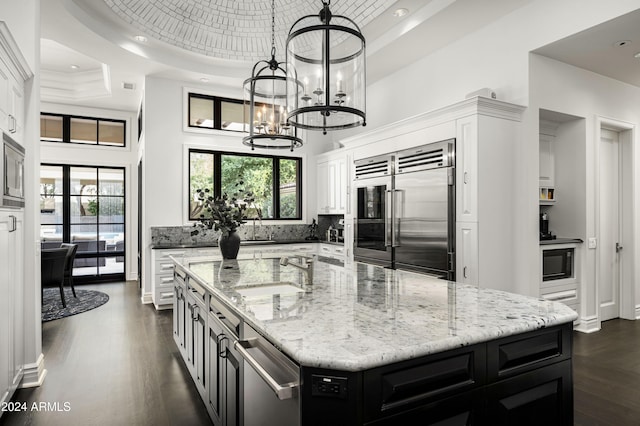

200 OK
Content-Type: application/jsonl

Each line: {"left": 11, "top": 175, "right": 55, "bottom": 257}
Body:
{"left": 271, "top": 0, "right": 276, "bottom": 57}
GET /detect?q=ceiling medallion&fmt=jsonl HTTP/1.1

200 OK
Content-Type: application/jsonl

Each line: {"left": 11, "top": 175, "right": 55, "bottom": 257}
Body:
{"left": 243, "top": 0, "right": 303, "bottom": 151}
{"left": 286, "top": 0, "right": 367, "bottom": 135}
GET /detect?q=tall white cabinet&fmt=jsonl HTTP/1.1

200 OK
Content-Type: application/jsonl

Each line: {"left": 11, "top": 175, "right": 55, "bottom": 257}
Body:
{"left": 0, "top": 22, "right": 31, "bottom": 412}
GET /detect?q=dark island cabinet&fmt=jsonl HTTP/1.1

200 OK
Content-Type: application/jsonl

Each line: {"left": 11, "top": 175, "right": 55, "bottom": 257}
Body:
{"left": 301, "top": 323, "right": 573, "bottom": 426}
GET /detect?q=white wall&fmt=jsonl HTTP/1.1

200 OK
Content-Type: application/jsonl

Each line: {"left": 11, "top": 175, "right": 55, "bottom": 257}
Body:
{"left": 141, "top": 76, "right": 326, "bottom": 299}
{"left": 528, "top": 54, "right": 640, "bottom": 331}
{"left": 324, "top": 0, "right": 640, "bottom": 149}
{"left": 40, "top": 102, "right": 139, "bottom": 281}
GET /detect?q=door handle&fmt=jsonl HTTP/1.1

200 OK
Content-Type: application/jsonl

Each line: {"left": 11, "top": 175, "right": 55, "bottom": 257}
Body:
{"left": 385, "top": 190, "right": 392, "bottom": 247}
{"left": 463, "top": 266, "right": 468, "bottom": 279}
{"left": 9, "top": 215, "right": 16, "bottom": 232}
{"left": 616, "top": 242, "right": 623, "bottom": 253}
{"left": 392, "top": 189, "right": 401, "bottom": 247}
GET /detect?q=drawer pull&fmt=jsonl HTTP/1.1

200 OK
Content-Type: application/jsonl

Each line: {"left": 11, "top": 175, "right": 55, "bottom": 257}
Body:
{"left": 160, "top": 263, "right": 174, "bottom": 271}
{"left": 160, "top": 292, "right": 173, "bottom": 300}
{"left": 161, "top": 277, "right": 174, "bottom": 283}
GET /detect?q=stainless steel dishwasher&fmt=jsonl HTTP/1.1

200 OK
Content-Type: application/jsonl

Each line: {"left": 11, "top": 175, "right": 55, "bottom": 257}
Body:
{"left": 235, "top": 323, "right": 300, "bottom": 426}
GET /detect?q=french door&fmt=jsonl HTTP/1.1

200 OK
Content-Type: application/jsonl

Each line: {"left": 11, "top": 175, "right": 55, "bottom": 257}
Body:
{"left": 40, "top": 164, "right": 126, "bottom": 282}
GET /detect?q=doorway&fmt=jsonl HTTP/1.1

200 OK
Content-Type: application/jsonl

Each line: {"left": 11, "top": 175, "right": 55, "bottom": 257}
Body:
{"left": 597, "top": 120, "right": 634, "bottom": 322}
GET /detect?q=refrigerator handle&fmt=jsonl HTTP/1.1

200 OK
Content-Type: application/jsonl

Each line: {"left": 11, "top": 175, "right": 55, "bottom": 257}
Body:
{"left": 385, "top": 190, "right": 392, "bottom": 247}
{"left": 392, "top": 189, "right": 401, "bottom": 247}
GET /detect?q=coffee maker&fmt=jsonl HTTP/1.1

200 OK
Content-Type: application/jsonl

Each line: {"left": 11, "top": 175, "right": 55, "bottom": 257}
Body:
{"left": 540, "top": 212, "right": 555, "bottom": 240}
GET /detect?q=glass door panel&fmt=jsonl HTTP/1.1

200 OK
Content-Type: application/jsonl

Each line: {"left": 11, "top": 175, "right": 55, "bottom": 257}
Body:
{"left": 355, "top": 184, "right": 387, "bottom": 252}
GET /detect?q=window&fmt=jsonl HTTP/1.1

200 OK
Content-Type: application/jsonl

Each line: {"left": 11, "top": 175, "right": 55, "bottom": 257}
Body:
{"left": 188, "top": 149, "right": 301, "bottom": 221}
{"left": 187, "top": 93, "right": 247, "bottom": 132}
{"left": 40, "top": 164, "right": 126, "bottom": 282}
{"left": 40, "top": 113, "right": 126, "bottom": 147}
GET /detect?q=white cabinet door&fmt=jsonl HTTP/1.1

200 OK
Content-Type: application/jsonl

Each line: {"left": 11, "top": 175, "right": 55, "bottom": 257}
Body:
{"left": 0, "top": 56, "right": 10, "bottom": 134}
{"left": 9, "top": 81, "right": 24, "bottom": 142}
{"left": 456, "top": 221, "right": 478, "bottom": 286}
{"left": 0, "top": 210, "right": 23, "bottom": 406}
{"left": 336, "top": 157, "right": 347, "bottom": 213}
{"left": 317, "top": 161, "right": 329, "bottom": 214}
{"left": 539, "top": 133, "right": 555, "bottom": 188}
{"left": 456, "top": 116, "right": 478, "bottom": 223}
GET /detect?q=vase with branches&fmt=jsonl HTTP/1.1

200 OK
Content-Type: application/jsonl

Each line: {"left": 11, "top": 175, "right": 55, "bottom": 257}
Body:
{"left": 192, "top": 182, "right": 254, "bottom": 259}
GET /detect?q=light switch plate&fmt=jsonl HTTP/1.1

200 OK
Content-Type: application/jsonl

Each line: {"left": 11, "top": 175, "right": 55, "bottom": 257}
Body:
{"left": 588, "top": 237, "right": 597, "bottom": 249}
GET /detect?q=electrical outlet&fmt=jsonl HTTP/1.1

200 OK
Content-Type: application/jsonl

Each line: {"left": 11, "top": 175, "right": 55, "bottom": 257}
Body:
{"left": 588, "top": 237, "right": 597, "bottom": 249}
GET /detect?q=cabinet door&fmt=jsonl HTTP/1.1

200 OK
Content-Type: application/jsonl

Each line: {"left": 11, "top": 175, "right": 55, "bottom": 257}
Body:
{"left": 0, "top": 213, "right": 11, "bottom": 405}
{"left": 317, "top": 161, "right": 329, "bottom": 214}
{"left": 456, "top": 222, "right": 478, "bottom": 285}
{"left": 173, "top": 282, "right": 186, "bottom": 353}
{"left": 539, "top": 134, "right": 555, "bottom": 188}
{"left": 0, "top": 56, "right": 10, "bottom": 134}
{"left": 208, "top": 316, "right": 224, "bottom": 425}
{"left": 456, "top": 116, "right": 478, "bottom": 222}
{"left": 193, "top": 305, "right": 207, "bottom": 398}
{"left": 9, "top": 81, "right": 23, "bottom": 141}
{"left": 337, "top": 158, "right": 347, "bottom": 213}
{"left": 224, "top": 341, "right": 242, "bottom": 426}
{"left": 10, "top": 212, "right": 23, "bottom": 391}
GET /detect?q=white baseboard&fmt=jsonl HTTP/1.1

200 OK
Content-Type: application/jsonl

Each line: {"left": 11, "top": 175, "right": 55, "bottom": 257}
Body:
{"left": 140, "top": 292, "right": 153, "bottom": 304}
{"left": 19, "top": 353, "right": 47, "bottom": 388}
{"left": 574, "top": 315, "right": 600, "bottom": 333}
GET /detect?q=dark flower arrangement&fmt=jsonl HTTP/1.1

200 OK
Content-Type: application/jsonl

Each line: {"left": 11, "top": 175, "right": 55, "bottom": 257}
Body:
{"left": 192, "top": 182, "right": 255, "bottom": 236}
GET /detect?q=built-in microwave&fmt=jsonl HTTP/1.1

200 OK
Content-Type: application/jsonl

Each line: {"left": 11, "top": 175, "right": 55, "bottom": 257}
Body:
{"left": 542, "top": 247, "right": 574, "bottom": 281}
{"left": 1, "top": 132, "right": 25, "bottom": 208}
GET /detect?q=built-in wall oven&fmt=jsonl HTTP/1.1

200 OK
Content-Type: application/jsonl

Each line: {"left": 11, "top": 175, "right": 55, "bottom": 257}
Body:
{"left": 542, "top": 247, "right": 574, "bottom": 281}
{"left": 1, "top": 132, "right": 25, "bottom": 208}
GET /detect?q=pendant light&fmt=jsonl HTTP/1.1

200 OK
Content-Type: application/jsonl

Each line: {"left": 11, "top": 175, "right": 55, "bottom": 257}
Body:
{"left": 286, "top": 0, "right": 366, "bottom": 134}
{"left": 243, "top": 0, "right": 303, "bottom": 151}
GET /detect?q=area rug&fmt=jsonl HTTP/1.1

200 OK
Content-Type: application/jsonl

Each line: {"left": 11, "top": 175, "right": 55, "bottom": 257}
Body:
{"left": 42, "top": 288, "right": 109, "bottom": 322}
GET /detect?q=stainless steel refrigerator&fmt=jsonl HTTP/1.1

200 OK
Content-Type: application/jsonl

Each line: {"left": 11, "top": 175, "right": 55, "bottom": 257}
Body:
{"left": 353, "top": 139, "right": 455, "bottom": 279}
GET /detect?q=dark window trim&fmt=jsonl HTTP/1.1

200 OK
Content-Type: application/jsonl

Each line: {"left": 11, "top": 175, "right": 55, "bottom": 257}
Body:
{"left": 40, "top": 112, "right": 127, "bottom": 148}
{"left": 188, "top": 149, "right": 303, "bottom": 221}
{"left": 187, "top": 92, "right": 245, "bottom": 133}
{"left": 40, "top": 163, "right": 127, "bottom": 283}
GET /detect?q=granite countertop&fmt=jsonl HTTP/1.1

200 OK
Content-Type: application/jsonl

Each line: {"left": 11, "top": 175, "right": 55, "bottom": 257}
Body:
{"left": 172, "top": 251, "right": 577, "bottom": 372}
{"left": 540, "top": 238, "right": 584, "bottom": 245}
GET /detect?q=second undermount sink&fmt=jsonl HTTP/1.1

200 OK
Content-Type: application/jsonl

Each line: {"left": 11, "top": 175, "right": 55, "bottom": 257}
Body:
{"left": 234, "top": 282, "right": 305, "bottom": 298}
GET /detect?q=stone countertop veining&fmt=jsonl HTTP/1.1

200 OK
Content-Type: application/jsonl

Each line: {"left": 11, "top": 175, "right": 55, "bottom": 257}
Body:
{"left": 172, "top": 251, "right": 578, "bottom": 372}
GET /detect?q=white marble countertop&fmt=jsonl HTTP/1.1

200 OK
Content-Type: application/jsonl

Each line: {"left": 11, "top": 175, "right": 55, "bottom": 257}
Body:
{"left": 172, "top": 250, "right": 578, "bottom": 372}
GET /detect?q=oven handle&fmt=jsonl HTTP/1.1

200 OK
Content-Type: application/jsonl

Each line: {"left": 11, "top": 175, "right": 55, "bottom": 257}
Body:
{"left": 385, "top": 189, "right": 392, "bottom": 247}
{"left": 235, "top": 338, "right": 299, "bottom": 400}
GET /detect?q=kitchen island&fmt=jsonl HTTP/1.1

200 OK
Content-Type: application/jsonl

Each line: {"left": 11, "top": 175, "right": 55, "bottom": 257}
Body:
{"left": 171, "top": 250, "right": 577, "bottom": 426}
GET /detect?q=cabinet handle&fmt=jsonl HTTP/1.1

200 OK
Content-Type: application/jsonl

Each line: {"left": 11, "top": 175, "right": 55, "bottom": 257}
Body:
{"left": 463, "top": 266, "right": 468, "bottom": 279}
{"left": 160, "top": 263, "right": 174, "bottom": 271}
{"left": 463, "top": 172, "right": 468, "bottom": 184}
{"left": 192, "top": 306, "right": 200, "bottom": 320}
{"left": 217, "top": 334, "right": 228, "bottom": 358}
{"left": 9, "top": 215, "right": 16, "bottom": 232}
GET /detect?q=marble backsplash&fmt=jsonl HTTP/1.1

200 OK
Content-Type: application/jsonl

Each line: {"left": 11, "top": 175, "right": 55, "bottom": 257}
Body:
{"left": 151, "top": 222, "right": 320, "bottom": 247}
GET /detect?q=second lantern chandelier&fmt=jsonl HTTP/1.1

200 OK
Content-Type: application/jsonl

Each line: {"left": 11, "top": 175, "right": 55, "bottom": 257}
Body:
{"left": 285, "top": 0, "right": 367, "bottom": 134}
{"left": 243, "top": 0, "right": 303, "bottom": 151}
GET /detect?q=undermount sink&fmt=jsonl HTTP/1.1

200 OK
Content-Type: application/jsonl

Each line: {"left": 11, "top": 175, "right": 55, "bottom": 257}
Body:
{"left": 240, "top": 239, "right": 276, "bottom": 245}
{"left": 234, "top": 282, "right": 305, "bottom": 298}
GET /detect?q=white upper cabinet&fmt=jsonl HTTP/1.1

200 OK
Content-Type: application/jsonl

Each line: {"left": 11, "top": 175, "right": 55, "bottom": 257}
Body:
{"left": 317, "top": 154, "right": 348, "bottom": 215}
{"left": 0, "top": 23, "right": 33, "bottom": 144}
{"left": 539, "top": 133, "right": 555, "bottom": 188}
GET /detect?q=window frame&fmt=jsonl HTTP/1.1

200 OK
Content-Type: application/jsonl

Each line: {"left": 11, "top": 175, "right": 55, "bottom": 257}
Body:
{"left": 187, "top": 92, "right": 246, "bottom": 133}
{"left": 40, "top": 163, "right": 127, "bottom": 283}
{"left": 40, "top": 112, "right": 127, "bottom": 147}
{"left": 187, "top": 148, "right": 303, "bottom": 222}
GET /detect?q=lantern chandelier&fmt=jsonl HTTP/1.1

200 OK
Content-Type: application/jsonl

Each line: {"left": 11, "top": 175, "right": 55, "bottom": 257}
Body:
{"left": 243, "top": 0, "right": 303, "bottom": 151}
{"left": 286, "top": 0, "right": 367, "bottom": 134}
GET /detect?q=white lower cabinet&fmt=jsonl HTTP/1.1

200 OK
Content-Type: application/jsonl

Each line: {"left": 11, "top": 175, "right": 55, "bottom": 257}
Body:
{"left": 318, "top": 243, "right": 346, "bottom": 262}
{"left": 151, "top": 249, "right": 187, "bottom": 309}
{"left": 456, "top": 222, "right": 478, "bottom": 285}
{"left": 0, "top": 210, "right": 24, "bottom": 411}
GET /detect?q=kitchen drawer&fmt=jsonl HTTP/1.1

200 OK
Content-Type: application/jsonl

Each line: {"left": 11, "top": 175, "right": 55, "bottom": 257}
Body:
{"left": 155, "top": 289, "right": 174, "bottom": 304}
{"left": 363, "top": 345, "right": 485, "bottom": 422}
{"left": 155, "top": 273, "right": 175, "bottom": 289}
{"left": 155, "top": 259, "right": 177, "bottom": 274}
{"left": 319, "top": 243, "right": 346, "bottom": 260}
{"left": 487, "top": 323, "right": 571, "bottom": 381}
{"left": 154, "top": 249, "right": 188, "bottom": 260}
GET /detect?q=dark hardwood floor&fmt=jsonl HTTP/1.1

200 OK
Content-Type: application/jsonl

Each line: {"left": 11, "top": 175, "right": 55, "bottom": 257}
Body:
{"left": 0, "top": 282, "right": 212, "bottom": 426}
{"left": 573, "top": 319, "right": 640, "bottom": 426}
{"left": 3, "top": 283, "right": 640, "bottom": 425}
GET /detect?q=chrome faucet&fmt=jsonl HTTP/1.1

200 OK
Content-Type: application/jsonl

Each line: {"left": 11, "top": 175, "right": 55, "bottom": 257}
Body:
{"left": 280, "top": 256, "right": 314, "bottom": 285}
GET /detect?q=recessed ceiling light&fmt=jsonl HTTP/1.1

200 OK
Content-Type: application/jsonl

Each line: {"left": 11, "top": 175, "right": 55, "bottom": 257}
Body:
{"left": 613, "top": 40, "right": 632, "bottom": 48}
{"left": 70, "top": 64, "right": 79, "bottom": 70}
{"left": 134, "top": 35, "right": 148, "bottom": 43}
{"left": 393, "top": 8, "right": 409, "bottom": 17}
{"left": 634, "top": 52, "right": 640, "bottom": 59}
{"left": 200, "top": 78, "right": 209, "bottom": 83}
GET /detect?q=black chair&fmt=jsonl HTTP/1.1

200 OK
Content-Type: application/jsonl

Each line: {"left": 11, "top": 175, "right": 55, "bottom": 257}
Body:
{"left": 60, "top": 243, "right": 78, "bottom": 298}
{"left": 41, "top": 248, "right": 68, "bottom": 308}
